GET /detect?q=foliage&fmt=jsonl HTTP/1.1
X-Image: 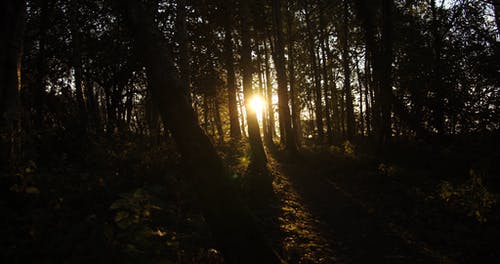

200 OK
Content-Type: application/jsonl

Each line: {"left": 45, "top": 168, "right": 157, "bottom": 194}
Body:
{"left": 342, "top": 140, "right": 356, "bottom": 158}
{"left": 439, "top": 170, "right": 497, "bottom": 223}
{"left": 377, "top": 163, "right": 398, "bottom": 177}
{"left": 9, "top": 160, "right": 40, "bottom": 195}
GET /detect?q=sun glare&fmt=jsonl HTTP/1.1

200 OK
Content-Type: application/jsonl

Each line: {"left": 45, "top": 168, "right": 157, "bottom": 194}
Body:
{"left": 248, "top": 94, "right": 265, "bottom": 113}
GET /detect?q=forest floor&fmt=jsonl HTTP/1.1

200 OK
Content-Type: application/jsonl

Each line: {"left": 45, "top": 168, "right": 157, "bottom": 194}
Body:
{"left": 1, "top": 135, "right": 499, "bottom": 263}
{"left": 262, "top": 143, "right": 499, "bottom": 263}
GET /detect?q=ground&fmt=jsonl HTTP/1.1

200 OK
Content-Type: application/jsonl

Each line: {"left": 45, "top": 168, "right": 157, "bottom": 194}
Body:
{"left": 262, "top": 143, "right": 499, "bottom": 263}
{"left": 1, "top": 137, "right": 499, "bottom": 263}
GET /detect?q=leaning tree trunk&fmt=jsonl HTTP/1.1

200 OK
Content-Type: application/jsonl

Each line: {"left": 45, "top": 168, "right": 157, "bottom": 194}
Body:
{"left": 0, "top": 0, "right": 25, "bottom": 170}
{"left": 114, "top": 1, "right": 282, "bottom": 263}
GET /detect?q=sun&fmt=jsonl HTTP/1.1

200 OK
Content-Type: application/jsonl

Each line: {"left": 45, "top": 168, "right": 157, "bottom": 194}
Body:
{"left": 248, "top": 94, "right": 265, "bottom": 113}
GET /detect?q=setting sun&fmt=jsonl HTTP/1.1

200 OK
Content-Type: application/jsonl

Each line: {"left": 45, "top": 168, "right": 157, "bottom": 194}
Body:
{"left": 248, "top": 94, "right": 265, "bottom": 113}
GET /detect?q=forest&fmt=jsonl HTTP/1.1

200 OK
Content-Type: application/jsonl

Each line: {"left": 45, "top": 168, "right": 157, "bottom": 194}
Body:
{"left": 1, "top": 0, "right": 499, "bottom": 263}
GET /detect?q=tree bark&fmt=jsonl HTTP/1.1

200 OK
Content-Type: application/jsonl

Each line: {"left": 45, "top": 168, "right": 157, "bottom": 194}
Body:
{"left": 34, "top": 0, "right": 50, "bottom": 127}
{"left": 263, "top": 39, "right": 276, "bottom": 145}
{"left": 115, "top": 1, "right": 282, "bottom": 262}
{"left": 379, "top": 0, "right": 394, "bottom": 144}
{"left": 272, "top": 0, "right": 298, "bottom": 153}
{"left": 256, "top": 43, "right": 269, "bottom": 143}
{"left": 286, "top": 3, "right": 301, "bottom": 145}
{"left": 70, "top": 6, "right": 87, "bottom": 128}
{"left": 363, "top": 45, "right": 372, "bottom": 137}
{"left": 213, "top": 96, "right": 224, "bottom": 144}
{"left": 175, "top": 0, "right": 193, "bottom": 109}
{"left": 304, "top": 2, "right": 324, "bottom": 141}
{"left": 354, "top": 0, "right": 392, "bottom": 145}
{"left": 0, "top": 0, "right": 25, "bottom": 169}
{"left": 223, "top": 4, "right": 242, "bottom": 140}
{"left": 430, "top": 0, "right": 445, "bottom": 135}
{"left": 326, "top": 48, "right": 341, "bottom": 136}
{"left": 355, "top": 57, "right": 365, "bottom": 136}
{"left": 340, "top": 0, "right": 355, "bottom": 140}
{"left": 240, "top": 0, "right": 267, "bottom": 167}
{"left": 319, "top": 4, "right": 333, "bottom": 144}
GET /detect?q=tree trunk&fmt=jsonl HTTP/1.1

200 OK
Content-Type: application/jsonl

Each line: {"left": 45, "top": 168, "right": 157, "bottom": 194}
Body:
{"left": 240, "top": 0, "right": 267, "bottom": 167}
{"left": 363, "top": 45, "right": 372, "bottom": 137}
{"left": 286, "top": 4, "right": 301, "bottom": 145}
{"left": 256, "top": 43, "right": 269, "bottom": 142}
{"left": 0, "top": 0, "right": 25, "bottom": 169}
{"left": 319, "top": 5, "right": 333, "bottom": 144}
{"left": 213, "top": 97, "right": 224, "bottom": 144}
{"left": 355, "top": 57, "right": 364, "bottom": 136}
{"left": 430, "top": 0, "right": 445, "bottom": 136}
{"left": 379, "top": 0, "right": 394, "bottom": 144}
{"left": 272, "top": 0, "right": 298, "bottom": 154}
{"left": 263, "top": 39, "right": 276, "bottom": 145}
{"left": 223, "top": 3, "right": 241, "bottom": 140}
{"left": 70, "top": 2, "right": 86, "bottom": 117}
{"left": 341, "top": 0, "right": 355, "bottom": 140}
{"left": 304, "top": 2, "right": 324, "bottom": 141}
{"left": 115, "top": 1, "right": 282, "bottom": 262}
{"left": 175, "top": 0, "right": 193, "bottom": 109}
{"left": 34, "top": 0, "right": 50, "bottom": 127}
{"left": 354, "top": 0, "right": 391, "bottom": 145}
{"left": 237, "top": 87, "right": 247, "bottom": 138}
{"left": 327, "top": 48, "right": 341, "bottom": 136}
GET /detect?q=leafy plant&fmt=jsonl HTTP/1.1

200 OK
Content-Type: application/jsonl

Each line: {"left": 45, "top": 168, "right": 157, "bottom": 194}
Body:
{"left": 109, "top": 188, "right": 170, "bottom": 257}
{"left": 377, "top": 163, "right": 398, "bottom": 177}
{"left": 439, "top": 170, "right": 497, "bottom": 223}
{"left": 9, "top": 160, "right": 40, "bottom": 195}
{"left": 343, "top": 140, "right": 356, "bottom": 158}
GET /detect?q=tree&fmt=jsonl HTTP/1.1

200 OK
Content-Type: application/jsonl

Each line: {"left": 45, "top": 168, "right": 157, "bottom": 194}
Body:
{"left": 175, "top": 0, "right": 192, "bottom": 109}
{"left": 222, "top": 0, "right": 242, "bottom": 141}
{"left": 286, "top": 2, "right": 302, "bottom": 145}
{"left": 113, "top": 0, "right": 282, "bottom": 262}
{"left": 354, "top": 0, "right": 394, "bottom": 145}
{"left": 339, "top": 0, "right": 355, "bottom": 140}
{"left": 272, "top": 0, "right": 298, "bottom": 153}
{"left": 0, "top": 0, "right": 26, "bottom": 169}
{"left": 304, "top": 0, "right": 324, "bottom": 141}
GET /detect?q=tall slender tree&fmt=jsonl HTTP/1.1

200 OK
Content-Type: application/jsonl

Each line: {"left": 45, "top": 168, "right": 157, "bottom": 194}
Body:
{"left": 272, "top": 0, "right": 298, "bottom": 153}
{"left": 222, "top": 1, "right": 242, "bottom": 140}
{"left": 239, "top": 0, "right": 267, "bottom": 167}
{"left": 286, "top": 2, "right": 301, "bottom": 145}
{"left": 340, "top": 0, "right": 355, "bottom": 140}
{"left": 0, "top": 0, "right": 25, "bottom": 169}
{"left": 304, "top": 1, "right": 324, "bottom": 140}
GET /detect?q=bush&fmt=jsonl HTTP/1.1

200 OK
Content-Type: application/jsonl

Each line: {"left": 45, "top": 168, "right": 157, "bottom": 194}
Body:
{"left": 439, "top": 170, "right": 497, "bottom": 223}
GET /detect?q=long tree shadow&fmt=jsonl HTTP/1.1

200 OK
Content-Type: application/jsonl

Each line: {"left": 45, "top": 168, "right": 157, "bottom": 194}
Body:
{"left": 270, "top": 149, "right": 446, "bottom": 263}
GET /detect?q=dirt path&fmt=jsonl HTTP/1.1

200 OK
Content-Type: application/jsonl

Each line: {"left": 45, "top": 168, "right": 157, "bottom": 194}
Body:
{"left": 268, "top": 152, "right": 451, "bottom": 263}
